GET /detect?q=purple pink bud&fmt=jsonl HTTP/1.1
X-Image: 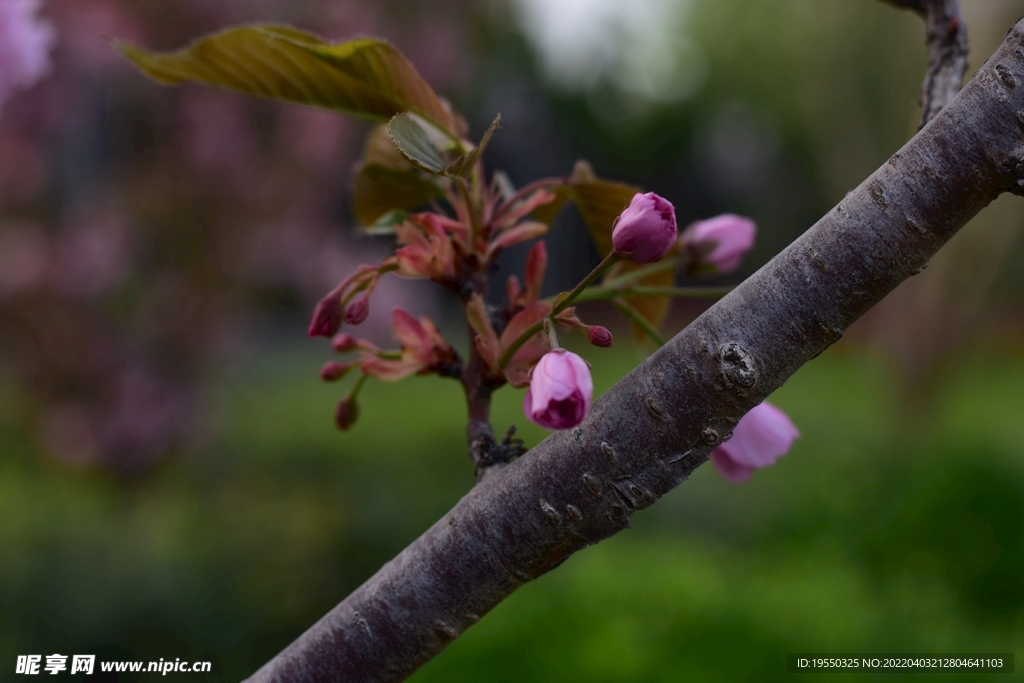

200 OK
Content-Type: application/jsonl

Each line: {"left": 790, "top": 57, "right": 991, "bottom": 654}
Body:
{"left": 344, "top": 297, "right": 370, "bottom": 325}
{"left": 331, "top": 333, "right": 358, "bottom": 353}
{"left": 611, "top": 192, "right": 678, "bottom": 264}
{"left": 308, "top": 295, "right": 342, "bottom": 338}
{"left": 523, "top": 350, "right": 593, "bottom": 430}
{"left": 334, "top": 396, "right": 359, "bottom": 431}
{"left": 320, "top": 361, "right": 351, "bottom": 382}
{"left": 585, "top": 325, "right": 614, "bottom": 347}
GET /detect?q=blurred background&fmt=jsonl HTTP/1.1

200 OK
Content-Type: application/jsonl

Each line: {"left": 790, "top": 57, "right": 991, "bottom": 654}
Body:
{"left": 1, "top": 0, "right": 1023, "bottom": 680}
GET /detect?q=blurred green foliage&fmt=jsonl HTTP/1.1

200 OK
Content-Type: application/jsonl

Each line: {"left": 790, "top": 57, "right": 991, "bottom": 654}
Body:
{"left": 2, "top": 344, "right": 1022, "bottom": 680}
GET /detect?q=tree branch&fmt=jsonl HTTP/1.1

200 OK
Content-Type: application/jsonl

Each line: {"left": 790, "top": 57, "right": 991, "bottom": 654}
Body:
{"left": 245, "top": 19, "right": 1024, "bottom": 683}
{"left": 880, "top": 0, "right": 968, "bottom": 127}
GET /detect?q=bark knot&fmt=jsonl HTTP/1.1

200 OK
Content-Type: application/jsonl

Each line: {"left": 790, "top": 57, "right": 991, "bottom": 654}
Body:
{"left": 718, "top": 342, "right": 758, "bottom": 390}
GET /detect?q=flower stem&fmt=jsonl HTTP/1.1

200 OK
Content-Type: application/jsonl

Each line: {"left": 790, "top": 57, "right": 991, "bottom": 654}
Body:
{"left": 612, "top": 298, "right": 666, "bottom": 346}
{"left": 455, "top": 177, "right": 481, "bottom": 245}
{"left": 602, "top": 258, "right": 681, "bottom": 289}
{"left": 543, "top": 318, "right": 559, "bottom": 349}
{"left": 348, "top": 372, "right": 369, "bottom": 400}
{"left": 497, "top": 250, "right": 622, "bottom": 368}
{"left": 570, "top": 285, "right": 733, "bottom": 303}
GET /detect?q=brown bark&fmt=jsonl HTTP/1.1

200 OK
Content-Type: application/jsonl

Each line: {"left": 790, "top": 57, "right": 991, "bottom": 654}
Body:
{"left": 246, "top": 17, "right": 1024, "bottom": 683}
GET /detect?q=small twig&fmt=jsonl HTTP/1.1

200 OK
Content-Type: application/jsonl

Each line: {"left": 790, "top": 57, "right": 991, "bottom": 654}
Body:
{"left": 880, "top": 0, "right": 968, "bottom": 128}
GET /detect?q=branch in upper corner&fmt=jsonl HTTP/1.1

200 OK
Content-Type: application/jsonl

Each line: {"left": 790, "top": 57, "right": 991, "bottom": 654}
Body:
{"left": 918, "top": 0, "right": 968, "bottom": 127}
{"left": 881, "top": 0, "right": 969, "bottom": 128}
{"left": 881, "top": 0, "right": 926, "bottom": 13}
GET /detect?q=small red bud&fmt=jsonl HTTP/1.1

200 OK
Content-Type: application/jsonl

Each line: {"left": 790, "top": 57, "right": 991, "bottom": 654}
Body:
{"left": 586, "top": 325, "right": 614, "bottom": 347}
{"left": 320, "top": 361, "right": 351, "bottom": 382}
{"left": 344, "top": 298, "right": 370, "bottom": 325}
{"left": 332, "top": 333, "right": 358, "bottom": 353}
{"left": 308, "top": 296, "right": 342, "bottom": 337}
{"left": 334, "top": 396, "right": 359, "bottom": 431}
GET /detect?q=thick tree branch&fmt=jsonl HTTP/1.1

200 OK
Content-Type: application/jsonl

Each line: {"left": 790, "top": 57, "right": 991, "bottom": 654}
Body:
{"left": 881, "top": 0, "right": 968, "bottom": 127}
{"left": 246, "top": 19, "right": 1024, "bottom": 683}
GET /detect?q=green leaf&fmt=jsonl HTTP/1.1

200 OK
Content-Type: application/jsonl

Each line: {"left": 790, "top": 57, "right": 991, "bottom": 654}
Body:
{"left": 387, "top": 113, "right": 450, "bottom": 174}
{"left": 351, "top": 124, "right": 442, "bottom": 228}
{"left": 446, "top": 114, "right": 500, "bottom": 178}
{"left": 361, "top": 210, "right": 411, "bottom": 236}
{"left": 351, "top": 164, "right": 442, "bottom": 227}
{"left": 114, "top": 25, "right": 465, "bottom": 136}
{"left": 570, "top": 178, "right": 639, "bottom": 256}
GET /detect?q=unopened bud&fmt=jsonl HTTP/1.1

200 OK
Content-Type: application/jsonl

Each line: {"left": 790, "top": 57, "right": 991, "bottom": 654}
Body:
{"left": 334, "top": 396, "right": 359, "bottom": 431}
{"left": 332, "top": 333, "right": 358, "bottom": 353}
{"left": 344, "top": 298, "right": 370, "bottom": 325}
{"left": 320, "top": 361, "right": 352, "bottom": 382}
{"left": 679, "top": 214, "right": 756, "bottom": 277}
{"left": 611, "top": 192, "right": 678, "bottom": 264}
{"left": 585, "top": 325, "right": 613, "bottom": 347}
{"left": 308, "top": 296, "right": 342, "bottom": 337}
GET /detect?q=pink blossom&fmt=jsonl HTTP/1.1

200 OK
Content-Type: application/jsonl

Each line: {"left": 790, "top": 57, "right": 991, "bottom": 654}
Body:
{"left": 611, "top": 192, "right": 678, "bottom": 264}
{"left": 712, "top": 402, "right": 799, "bottom": 483}
{"left": 357, "top": 308, "right": 454, "bottom": 382}
{"left": 679, "top": 214, "right": 756, "bottom": 276}
{"left": 394, "top": 213, "right": 457, "bottom": 280}
{"left": 0, "top": 0, "right": 55, "bottom": 113}
{"left": 523, "top": 350, "right": 593, "bottom": 430}
{"left": 585, "top": 325, "right": 613, "bottom": 347}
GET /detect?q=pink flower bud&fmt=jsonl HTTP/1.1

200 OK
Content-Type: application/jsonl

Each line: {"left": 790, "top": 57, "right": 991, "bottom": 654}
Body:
{"left": 308, "top": 295, "right": 342, "bottom": 338}
{"left": 320, "top": 361, "right": 352, "bottom": 382}
{"left": 611, "top": 192, "right": 678, "bottom": 264}
{"left": 585, "top": 325, "right": 613, "bottom": 347}
{"left": 331, "top": 333, "right": 358, "bottom": 353}
{"left": 344, "top": 297, "right": 370, "bottom": 325}
{"left": 679, "top": 214, "right": 756, "bottom": 276}
{"left": 523, "top": 350, "right": 593, "bottom": 430}
{"left": 711, "top": 402, "right": 799, "bottom": 483}
{"left": 334, "top": 396, "right": 359, "bottom": 431}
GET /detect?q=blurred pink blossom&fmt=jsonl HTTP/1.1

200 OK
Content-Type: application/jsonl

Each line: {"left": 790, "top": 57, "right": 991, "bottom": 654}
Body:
{"left": 679, "top": 214, "right": 757, "bottom": 276}
{"left": 53, "top": 206, "right": 131, "bottom": 296}
{"left": 0, "top": 0, "right": 55, "bottom": 113}
{"left": 711, "top": 401, "right": 799, "bottom": 483}
{"left": 0, "top": 223, "right": 48, "bottom": 296}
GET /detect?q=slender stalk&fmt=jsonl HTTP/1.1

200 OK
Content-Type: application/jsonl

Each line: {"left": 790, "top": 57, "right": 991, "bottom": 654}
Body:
{"left": 601, "top": 258, "right": 681, "bottom": 289}
{"left": 543, "top": 318, "right": 559, "bottom": 350}
{"left": 570, "top": 285, "right": 732, "bottom": 303}
{"left": 454, "top": 177, "right": 480, "bottom": 245}
{"left": 612, "top": 298, "right": 666, "bottom": 346}
{"left": 348, "top": 372, "right": 369, "bottom": 400}
{"left": 498, "top": 251, "right": 622, "bottom": 368}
